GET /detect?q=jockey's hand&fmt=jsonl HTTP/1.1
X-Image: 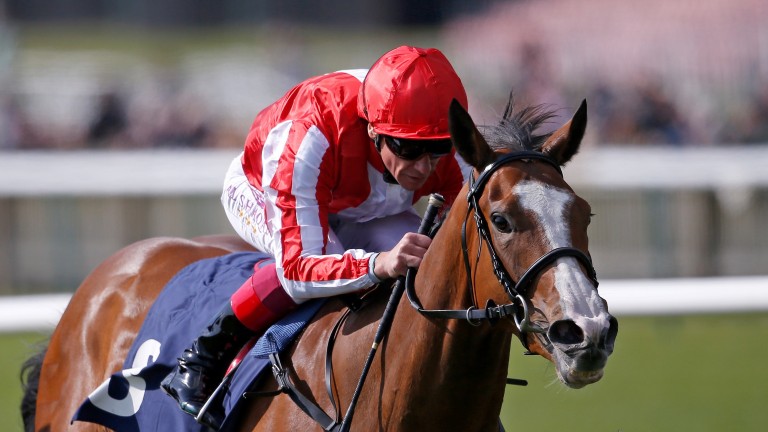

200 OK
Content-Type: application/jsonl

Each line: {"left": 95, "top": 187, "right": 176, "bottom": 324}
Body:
{"left": 373, "top": 232, "right": 432, "bottom": 280}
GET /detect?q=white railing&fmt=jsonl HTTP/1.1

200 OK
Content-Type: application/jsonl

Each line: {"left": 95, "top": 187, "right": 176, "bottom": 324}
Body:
{"left": 1, "top": 147, "right": 766, "bottom": 331}
{"left": 1, "top": 146, "right": 768, "bottom": 196}
{"left": 0, "top": 149, "right": 241, "bottom": 196}
{"left": 1, "top": 276, "right": 766, "bottom": 332}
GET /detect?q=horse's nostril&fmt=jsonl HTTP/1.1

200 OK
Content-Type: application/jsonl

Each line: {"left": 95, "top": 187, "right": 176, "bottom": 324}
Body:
{"left": 549, "top": 320, "right": 584, "bottom": 346}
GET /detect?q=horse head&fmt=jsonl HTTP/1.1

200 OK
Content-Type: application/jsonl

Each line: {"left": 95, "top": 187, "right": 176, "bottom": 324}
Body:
{"left": 447, "top": 97, "right": 618, "bottom": 389}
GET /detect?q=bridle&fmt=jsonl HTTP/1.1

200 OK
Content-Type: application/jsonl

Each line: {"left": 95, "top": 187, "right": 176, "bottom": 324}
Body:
{"left": 249, "top": 151, "right": 601, "bottom": 431}
{"left": 405, "top": 150, "right": 599, "bottom": 344}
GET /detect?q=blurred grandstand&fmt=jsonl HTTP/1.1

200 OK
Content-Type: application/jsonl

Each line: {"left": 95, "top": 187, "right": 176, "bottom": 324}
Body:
{"left": 444, "top": 0, "right": 768, "bottom": 146}
{"left": 0, "top": 0, "right": 766, "bottom": 150}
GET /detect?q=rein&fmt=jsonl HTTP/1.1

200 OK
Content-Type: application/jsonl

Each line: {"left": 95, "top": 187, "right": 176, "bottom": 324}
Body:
{"left": 245, "top": 151, "right": 600, "bottom": 431}
{"left": 245, "top": 196, "right": 446, "bottom": 432}
{"left": 405, "top": 151, "right": 599, "bottom": 342}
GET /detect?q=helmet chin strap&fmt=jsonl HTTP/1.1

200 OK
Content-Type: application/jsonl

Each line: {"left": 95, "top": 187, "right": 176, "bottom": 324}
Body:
{"left": 383, "top": 170, "right": 399, "bottom": 185}
{"left": 373, "top": 132, "right": 400, "bottom": 185}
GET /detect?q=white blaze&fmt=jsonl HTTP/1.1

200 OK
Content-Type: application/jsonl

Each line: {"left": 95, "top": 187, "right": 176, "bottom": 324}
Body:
{"left": 513, "top": 181, "right": 607, "bottom": 327}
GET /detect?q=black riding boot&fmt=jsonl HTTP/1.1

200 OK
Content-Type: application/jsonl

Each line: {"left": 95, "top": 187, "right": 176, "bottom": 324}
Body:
{"left": 161, "top": 302, "right": 255, "bottom": 430}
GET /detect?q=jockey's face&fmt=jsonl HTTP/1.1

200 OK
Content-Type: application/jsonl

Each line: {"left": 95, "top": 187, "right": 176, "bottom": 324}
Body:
{"left": 380, "top": 139, "right": 440, "bottom": 191}
{"left": 368, "top": 124, "right": 440, "bottom": 191}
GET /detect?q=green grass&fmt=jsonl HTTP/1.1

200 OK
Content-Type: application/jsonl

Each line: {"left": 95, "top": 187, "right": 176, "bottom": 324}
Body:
{"left": 1, "top": 332, "right": 48, "bottom": 432}
{"left": 2, "top": 314, "right": 767, "bottom": 432}
{"left": 502, "top": 313, "right": 768, "bottom": 432}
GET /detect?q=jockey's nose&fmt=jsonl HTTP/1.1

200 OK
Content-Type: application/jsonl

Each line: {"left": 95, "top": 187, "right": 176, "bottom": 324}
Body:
{"left": 412, "top": 154, "right": 436, "bottom": 175}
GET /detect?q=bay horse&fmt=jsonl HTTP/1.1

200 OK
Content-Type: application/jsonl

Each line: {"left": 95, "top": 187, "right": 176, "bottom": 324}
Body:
{"left": 22, "top": 97, "right": 617, "bottom": 431}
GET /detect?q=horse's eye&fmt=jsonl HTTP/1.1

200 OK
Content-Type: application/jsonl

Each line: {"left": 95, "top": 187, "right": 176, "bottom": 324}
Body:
{"left": 491, "top": 213, "right": 513, "bottom": 233}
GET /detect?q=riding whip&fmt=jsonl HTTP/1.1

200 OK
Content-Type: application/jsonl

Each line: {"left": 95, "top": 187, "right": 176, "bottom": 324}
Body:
{"left": 339, "top": 193, "right": 445, "bottom": 432}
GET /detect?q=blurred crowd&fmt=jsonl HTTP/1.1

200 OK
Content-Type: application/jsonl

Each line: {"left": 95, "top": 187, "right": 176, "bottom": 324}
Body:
{"left": 575, "top": 73, "right": 767, "bottom": 146}
{"left": 3, "top": 74, "right": 766, "bottom": 151}
{"left": 1, "top": 0, "right": 766, "bottom": 150}
{"left": 483, "top": 42, "right": 768, "bottom": 147}
{"left": 1, "top": 43, "right": 767, "bottom": 151}
{"left": 0, "top": 85, "right": 238, "bottom": 150}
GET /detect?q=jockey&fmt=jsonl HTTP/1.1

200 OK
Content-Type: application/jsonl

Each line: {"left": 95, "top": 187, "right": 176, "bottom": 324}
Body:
{"left": 161, "top": 45, "right": 471, "bottom": 427}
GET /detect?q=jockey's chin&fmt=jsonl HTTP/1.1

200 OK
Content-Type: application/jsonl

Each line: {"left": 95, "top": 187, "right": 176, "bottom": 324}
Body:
{"left": 396, "top": 172, "right": 430, "bottom": 191}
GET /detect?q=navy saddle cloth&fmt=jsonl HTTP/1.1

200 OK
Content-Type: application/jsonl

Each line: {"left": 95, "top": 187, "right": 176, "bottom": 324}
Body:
{"left": 72, "top": 251, "right": 326, "bottom": 432}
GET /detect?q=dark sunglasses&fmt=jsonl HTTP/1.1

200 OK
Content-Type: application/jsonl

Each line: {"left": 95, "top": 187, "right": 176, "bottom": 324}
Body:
{"left": 377, "top": 135, "right": 453, "bottom": 160}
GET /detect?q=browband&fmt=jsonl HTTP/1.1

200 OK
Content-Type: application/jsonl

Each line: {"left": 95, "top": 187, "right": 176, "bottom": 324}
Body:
{"left": 467, "top": 151, "right": 563, "bottom": 201}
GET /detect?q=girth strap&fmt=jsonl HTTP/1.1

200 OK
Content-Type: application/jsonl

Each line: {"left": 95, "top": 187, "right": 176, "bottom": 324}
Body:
{"left": 244, "top": 307, "right": 355, "bottom": 432}
{"left": 246, "top": 352, "right": 340, "bottom": 431}
{"left": 242, "top": 294, "right": 372, "bottom": 432}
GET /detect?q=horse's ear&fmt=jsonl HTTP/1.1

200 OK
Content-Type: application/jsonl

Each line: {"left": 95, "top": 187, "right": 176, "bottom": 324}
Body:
{"left": 541, "top": 99, "right": 587, "bottom": 166}
{"left": 449, "top": 99, "right": 496, "bottom": 170}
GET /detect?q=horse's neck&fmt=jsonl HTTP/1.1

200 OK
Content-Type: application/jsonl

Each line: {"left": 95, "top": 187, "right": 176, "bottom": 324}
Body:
{"left": 384, "top": 234, "right": 513, "bottom": 428}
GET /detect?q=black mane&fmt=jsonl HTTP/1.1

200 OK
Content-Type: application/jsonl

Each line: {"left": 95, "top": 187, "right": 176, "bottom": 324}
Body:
{"left": 479, "top": 93, "right": 556, "bottom": 152}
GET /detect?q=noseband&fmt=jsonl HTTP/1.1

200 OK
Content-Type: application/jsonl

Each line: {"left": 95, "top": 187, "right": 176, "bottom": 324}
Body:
{"left": 406, "top": 151, "right": 599, "bottom": 341}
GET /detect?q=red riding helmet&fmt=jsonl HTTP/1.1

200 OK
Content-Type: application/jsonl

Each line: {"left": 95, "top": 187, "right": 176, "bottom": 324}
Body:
{"left": 358, "top": 46, "right": 468, "bottom": 140}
